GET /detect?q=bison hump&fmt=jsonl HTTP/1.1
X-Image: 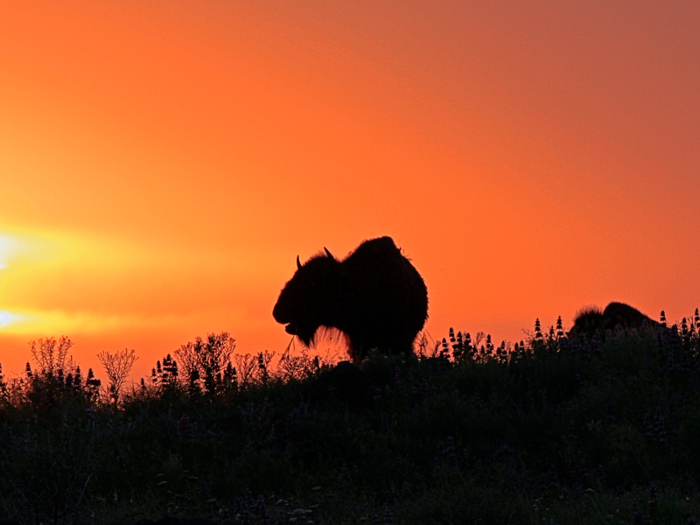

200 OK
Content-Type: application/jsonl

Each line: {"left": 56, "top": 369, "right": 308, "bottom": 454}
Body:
{"left": 345, "top": 237, "right": 399, "bottom": 260}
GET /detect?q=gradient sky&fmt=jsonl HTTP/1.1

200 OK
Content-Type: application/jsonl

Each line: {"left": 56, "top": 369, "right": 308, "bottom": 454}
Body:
{"left": 0, "top": 1, "right": 698, "bottom": 380}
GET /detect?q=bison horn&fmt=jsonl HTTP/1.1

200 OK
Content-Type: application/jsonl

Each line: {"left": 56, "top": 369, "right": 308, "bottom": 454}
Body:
{"left": 324, "top": 247, "right": 334, "bottom": 260}
{"left": 296, "top": 255, "right": 303, "bottom": 270}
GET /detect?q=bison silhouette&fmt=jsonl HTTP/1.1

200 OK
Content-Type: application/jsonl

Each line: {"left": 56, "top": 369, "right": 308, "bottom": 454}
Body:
{"left": 568, "top": 302, "right": 660, "bottom": 339}
{"left": 273, "top": 236, "right": 428, "bottom": 365}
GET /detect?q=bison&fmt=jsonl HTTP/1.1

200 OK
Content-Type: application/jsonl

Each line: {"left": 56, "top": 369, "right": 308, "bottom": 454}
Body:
{"left": 568, "top": 302, "right": 661, "bottom": 339}
{"left": 273, "top": 237, "right": 428, "bottom": 365}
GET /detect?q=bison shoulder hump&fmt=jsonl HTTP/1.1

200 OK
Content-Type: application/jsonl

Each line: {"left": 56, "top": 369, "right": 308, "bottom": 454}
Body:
{"left": 346, "top": 237, "right": 401, "bottom": 262}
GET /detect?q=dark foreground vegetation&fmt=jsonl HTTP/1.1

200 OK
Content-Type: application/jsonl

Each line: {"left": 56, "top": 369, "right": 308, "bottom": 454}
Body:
{"left": 3, "top": 312, "right": 700, "bottom": 524}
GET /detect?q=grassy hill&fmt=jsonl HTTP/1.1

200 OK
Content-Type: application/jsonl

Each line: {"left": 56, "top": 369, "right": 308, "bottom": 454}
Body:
{"left": 2, "top": 319, "right": 700, "bottom": 524}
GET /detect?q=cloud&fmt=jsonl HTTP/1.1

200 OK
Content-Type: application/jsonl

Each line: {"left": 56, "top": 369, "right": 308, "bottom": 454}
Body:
{"left": 0, "top": 305, "right": 252, "bottom": 336}
{"left": 0, "top": 308, "right": 126, "bottom": 335}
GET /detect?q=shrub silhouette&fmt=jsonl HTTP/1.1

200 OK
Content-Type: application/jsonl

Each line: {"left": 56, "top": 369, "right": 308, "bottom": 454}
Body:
{"left": 174, "top": 332, "right": 236, "bottom": 397}
{"left": 97, "top": 348, "right": 138, "bottom": 404}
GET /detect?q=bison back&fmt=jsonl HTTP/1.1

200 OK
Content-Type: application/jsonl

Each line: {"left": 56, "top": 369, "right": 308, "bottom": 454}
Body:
{"left": 341, "top": 237, "right": 428, "bottom": 353}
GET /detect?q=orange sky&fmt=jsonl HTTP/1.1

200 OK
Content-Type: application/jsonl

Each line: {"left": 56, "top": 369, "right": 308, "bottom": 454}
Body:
{"left": 0, "top": 1, "right": 698, "bottom": 380}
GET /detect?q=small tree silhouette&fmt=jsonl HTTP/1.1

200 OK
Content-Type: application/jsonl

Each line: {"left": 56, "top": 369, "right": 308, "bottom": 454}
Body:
{"left": 97, "top": 348, "right": 138, "bottom": 404}
{"left": 29, "top": 336, "right": 74, "bottom": 375}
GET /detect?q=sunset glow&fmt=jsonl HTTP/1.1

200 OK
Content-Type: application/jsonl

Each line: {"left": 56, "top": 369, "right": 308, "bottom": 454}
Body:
{"left": 0, "top": 1, "right": 698, "bottom": 380}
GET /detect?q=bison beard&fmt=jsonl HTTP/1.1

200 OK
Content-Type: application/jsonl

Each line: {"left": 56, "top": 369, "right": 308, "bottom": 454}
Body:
{"left": 273, "top": 237, "right": 428, "bottom": 366}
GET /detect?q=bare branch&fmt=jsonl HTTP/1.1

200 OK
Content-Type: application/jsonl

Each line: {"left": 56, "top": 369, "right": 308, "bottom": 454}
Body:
{"left": 97, "top": 349, "right": 138, "bottom": 404}
{"left": 29, "top": 336, "right": 74, "bottom": 376}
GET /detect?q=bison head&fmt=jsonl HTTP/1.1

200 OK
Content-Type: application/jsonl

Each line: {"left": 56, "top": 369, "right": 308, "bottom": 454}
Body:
{"left": 273, "top": 249, "right": 342, "bottom": 346}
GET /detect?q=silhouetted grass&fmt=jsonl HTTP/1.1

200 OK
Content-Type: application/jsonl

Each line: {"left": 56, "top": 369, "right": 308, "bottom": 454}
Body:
{"left": 2, "top": 314, "right": 700, "bottom": 524}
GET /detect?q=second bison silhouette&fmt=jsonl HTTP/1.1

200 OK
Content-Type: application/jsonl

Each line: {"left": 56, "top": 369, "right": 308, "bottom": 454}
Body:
{"left": 568, "top": 302, "right": 661, "bottom": 339}
{"left": 273, "top": 237, "right": 428, "bottom": 365}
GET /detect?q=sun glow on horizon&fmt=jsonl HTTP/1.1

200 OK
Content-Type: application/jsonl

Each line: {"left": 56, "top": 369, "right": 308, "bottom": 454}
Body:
{"left": 0, "top": 227, "right": 146, "bottom": 333}
{"left": 0, "top": 310, "right": 30, "bottom": 330}
{"left": 0, "top": 221, "right": 288, "bottom": 376}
